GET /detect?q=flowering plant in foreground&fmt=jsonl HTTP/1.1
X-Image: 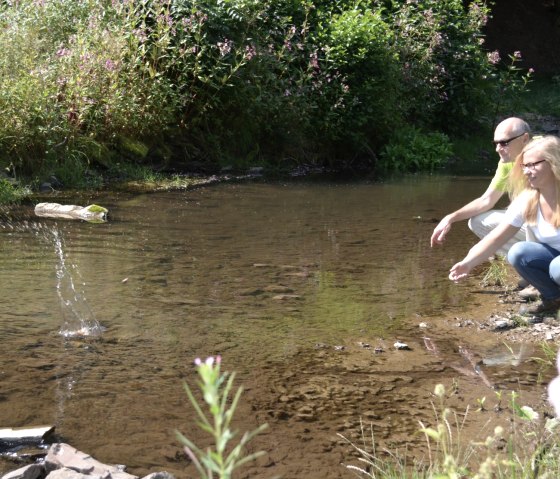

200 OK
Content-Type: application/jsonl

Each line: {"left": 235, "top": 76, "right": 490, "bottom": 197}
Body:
{"left": 176, "top": 356, "right": 268, "bottom": 479}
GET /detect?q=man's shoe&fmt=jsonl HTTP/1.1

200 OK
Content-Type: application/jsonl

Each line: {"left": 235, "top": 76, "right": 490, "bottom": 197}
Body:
{"left": 520, "top": 297, "right": 560, "bottom": 317}
{"left": 518, "top": 285, "right": 540, "bottom": 301}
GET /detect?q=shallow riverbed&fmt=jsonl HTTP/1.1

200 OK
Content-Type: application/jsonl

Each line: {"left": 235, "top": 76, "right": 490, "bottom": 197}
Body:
{"left": 0, "top": 176, "right": 553, "bottom": 478}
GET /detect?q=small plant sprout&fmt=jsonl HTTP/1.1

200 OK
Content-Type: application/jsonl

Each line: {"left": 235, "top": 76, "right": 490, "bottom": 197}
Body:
{"left": 176, "top": 356, "right": 268, "bottom": 479}
{"left": 450, "top": 378, "right": 459, "bottom": 395}
{"left": 494, "top": 390, "right": 503, "bottom": 412}
{"left": 476, "top": 396, "right": 487, "bottom": 412}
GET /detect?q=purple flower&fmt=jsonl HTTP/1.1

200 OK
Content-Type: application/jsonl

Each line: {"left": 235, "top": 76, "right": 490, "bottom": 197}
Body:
{"left": 487, "top": 50, "right": 500, "bottom": 65}
{"left": 548, "top": 352, "right": 560, "bottom": 416}
{"left": 513, "top": 51, "right": 522, "bottom": 60}
{"left": 217, "top": 39, "right": 232, "bottom": 56}
{"left": 245, "top": 44, "right": 256, "bottom": 61}
{"left": 194, "top": 355, "right": 221, "bottom": 367}
{"left": 104, "top": 59, "right": 117, "bottom": 71}
{"left": 56, "top": 47, "right": 71, "bottom": 57}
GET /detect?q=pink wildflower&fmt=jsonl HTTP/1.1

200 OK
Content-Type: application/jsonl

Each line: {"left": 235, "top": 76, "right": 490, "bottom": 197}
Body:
{"left": 487, "top": 50, "right": 500, "bottom": 65}
{"left": 104, "top": 59, "right": 117, "bottom": 71}
{"left": 309, "top": 52, "right": 319, "bottom": 71}
{"left": 245, "top": 44, "right": 256, "bottom": 61}
{"left": 194, "top": 356, "right": 221, "bottom": 367}
{"left": 56, "top": 47, "right": 71, "bottom": 57}
{"left": 217, "top": 39, "right": 232, "bottom": 56}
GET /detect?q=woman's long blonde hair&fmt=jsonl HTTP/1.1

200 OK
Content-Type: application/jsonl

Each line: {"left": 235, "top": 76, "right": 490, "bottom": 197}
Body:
{"left": 508, "top": 135, "right": 560, "bottom": 227}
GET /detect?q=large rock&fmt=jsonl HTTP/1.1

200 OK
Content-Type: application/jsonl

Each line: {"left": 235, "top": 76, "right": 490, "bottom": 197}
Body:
{"left": 45, "top": 444, "right": 136, "bottom": 479}
{"left": 1, "top": 464, "right": 44, "bottom": 479}
{"left": 1, "top": 443, "right": 175, "bottom": 479}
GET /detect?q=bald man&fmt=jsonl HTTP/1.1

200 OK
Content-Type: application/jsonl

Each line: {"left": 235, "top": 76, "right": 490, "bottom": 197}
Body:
{"left": 431, "top": 117, "right": 536, "bottom": 297}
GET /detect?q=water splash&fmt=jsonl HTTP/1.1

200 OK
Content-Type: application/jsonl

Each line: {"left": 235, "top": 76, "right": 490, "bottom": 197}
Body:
{"left": 1, "top": 212, "right": 105, "bottom": 337}
{"left": 50, "top": 228, "right": 105, "bottom": 338}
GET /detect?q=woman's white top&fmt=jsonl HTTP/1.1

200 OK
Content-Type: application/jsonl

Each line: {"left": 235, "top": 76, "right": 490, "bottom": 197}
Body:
{"left": 505, "top": 193, "right": 560, "bottom": 251}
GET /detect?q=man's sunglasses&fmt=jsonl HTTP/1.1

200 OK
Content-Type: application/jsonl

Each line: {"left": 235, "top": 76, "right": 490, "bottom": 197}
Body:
{"left": 493, "top": 132, "right": 525, "bottom": 147}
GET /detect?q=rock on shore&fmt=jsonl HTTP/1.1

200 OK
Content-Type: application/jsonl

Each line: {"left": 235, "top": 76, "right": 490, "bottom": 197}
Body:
{"left": 1, "top": 443, "right": 174, "bottom": 479}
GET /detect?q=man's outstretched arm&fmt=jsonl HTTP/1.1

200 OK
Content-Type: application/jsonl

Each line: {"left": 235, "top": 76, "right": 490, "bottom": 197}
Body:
{"left": 430, "top": 187, "right": 504, "bottom": 247}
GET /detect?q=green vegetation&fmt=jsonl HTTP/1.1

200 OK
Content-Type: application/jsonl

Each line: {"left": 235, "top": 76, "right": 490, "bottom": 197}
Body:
{"left": 341, "top": 383, "right": 560, "bottom": 479}
{"left": 378, "top": 127, "right": 453, "bottom": 175}
{"left": 176, "top": 356, "right": 267, "bottom": 479}
{"left": 0, "top": 179, "right": 30, "bottom": 204}
{"left": 515, "top": 76, "right": 560, "bottom": 118}
{"left": 480, "top": 256, "right": 509, "bottom": 288}
{"left": 178, "top": 356, "right": 560, "bottom": 478}
{"left": 0, "top": 0, "right": 534, "bottom": 202}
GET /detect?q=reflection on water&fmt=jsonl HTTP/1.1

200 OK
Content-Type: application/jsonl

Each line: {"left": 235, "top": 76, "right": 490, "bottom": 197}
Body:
{"left": 0, "top": 176, "right": 540, "bottom": 478}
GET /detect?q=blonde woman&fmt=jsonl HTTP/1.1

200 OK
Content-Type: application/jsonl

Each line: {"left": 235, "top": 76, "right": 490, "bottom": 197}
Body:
{"left": 449, "top": 135, "right": 560, "bottom": 317}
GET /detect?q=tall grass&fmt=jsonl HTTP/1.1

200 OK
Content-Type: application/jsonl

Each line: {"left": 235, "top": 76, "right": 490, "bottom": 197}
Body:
{"left": 340, "top": 383, "right": 560, "bottom": 479}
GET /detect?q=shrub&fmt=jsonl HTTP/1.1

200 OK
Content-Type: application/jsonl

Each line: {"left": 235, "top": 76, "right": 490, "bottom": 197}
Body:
{"left": 0, "top": 0, "right": 533, "bottom": 183}
{"left": 377, "top": 127, "right": 452, "bottom": 174}
{"left": 0, "top": 179, "right": 28, "bottom": 204}
{"left": 312, "top": 4, "right": 402, "bottom": 157}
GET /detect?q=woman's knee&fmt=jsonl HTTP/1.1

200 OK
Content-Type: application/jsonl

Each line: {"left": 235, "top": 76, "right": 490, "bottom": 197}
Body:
{"left": 550, "top": 256, "right": 560, "bottom": 284}
{"left": 507, "top": 241, "right": 528, "bottom": 266}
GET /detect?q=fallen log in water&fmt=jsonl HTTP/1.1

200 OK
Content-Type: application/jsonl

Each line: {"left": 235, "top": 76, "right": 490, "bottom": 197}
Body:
{"left": 0, "top": 425, "right": 55, "bottom": 449}
{"left": 34, "top": 203, "right": 108, "bottom": 223}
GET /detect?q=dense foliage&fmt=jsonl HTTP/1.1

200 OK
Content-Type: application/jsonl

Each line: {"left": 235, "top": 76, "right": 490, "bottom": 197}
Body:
{"left": 0, "top": 0, "right": 531, "bottom": 191}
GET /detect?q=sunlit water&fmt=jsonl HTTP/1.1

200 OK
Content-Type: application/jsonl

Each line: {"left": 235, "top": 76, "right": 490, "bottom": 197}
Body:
{"left": 0, "top": 177, "right": 542, "bottom": 478}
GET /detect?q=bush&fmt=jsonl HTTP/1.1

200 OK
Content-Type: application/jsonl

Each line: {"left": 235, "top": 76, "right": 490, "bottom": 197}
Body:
{"left": 377, "top": 127, "right": 452, "bottom": 174}
{"left": 0, "top": 179, "right": 29, "bottom": 204}
{"left": 0, "top": 0, "right": 533, "bottom": 183}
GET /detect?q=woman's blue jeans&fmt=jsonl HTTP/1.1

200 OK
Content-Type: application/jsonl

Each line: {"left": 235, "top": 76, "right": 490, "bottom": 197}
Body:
{"left": 508, "top": 241, "right": 560, "bottom": 300}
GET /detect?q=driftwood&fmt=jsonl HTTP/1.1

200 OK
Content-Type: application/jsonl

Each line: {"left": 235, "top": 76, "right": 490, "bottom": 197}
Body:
{"left": 34, "top": 203, "right": 108, "bottom": 223}
{"left": 0, "top": 425, "right": 54, "bottom": 449}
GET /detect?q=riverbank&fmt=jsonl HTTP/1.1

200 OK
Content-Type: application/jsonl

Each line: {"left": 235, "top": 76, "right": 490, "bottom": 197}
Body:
{"left": 443, "top": 273, "right": 560, "bottom": 345}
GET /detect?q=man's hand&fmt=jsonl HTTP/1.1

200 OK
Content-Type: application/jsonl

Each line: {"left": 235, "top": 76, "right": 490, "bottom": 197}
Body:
{"left": 430, "top": 217, "right": 452, "bottom": 247}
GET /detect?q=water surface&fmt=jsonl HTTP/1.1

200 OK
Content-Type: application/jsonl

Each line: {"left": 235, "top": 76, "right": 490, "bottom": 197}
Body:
{"left": 0, "top": 176, "right": 541, "bottom": 478}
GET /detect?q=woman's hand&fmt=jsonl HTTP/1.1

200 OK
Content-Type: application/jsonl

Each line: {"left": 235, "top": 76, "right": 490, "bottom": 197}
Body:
{"left": 449, "top": 261, "right": 471, "bottom": 281}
